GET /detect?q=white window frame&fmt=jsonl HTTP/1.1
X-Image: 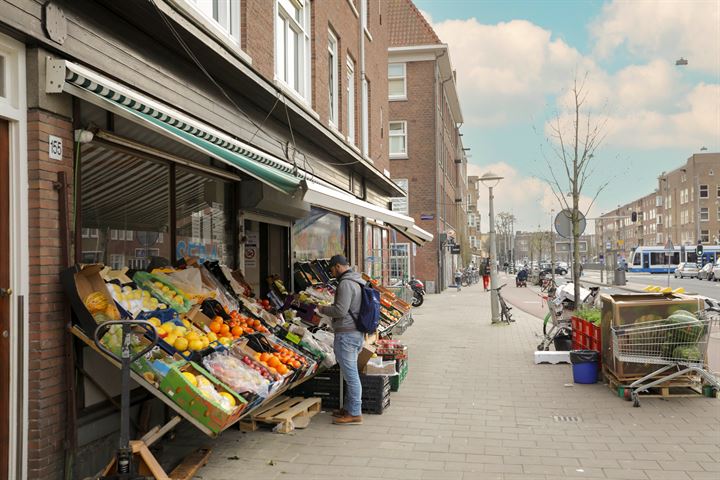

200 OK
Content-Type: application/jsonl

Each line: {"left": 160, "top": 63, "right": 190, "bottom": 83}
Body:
{"left": 361, "top": 76, "right": 369, "bottom": 156}
{"left": 275, "top": 0, "right": 312, "bottom": 101}
{"left": 126, "top": 230, "right": 134, "bottom": 241}
{"left": 388, "top": 63, "right": 407, "bottom": 100}
{"left": 389, "top": 121, "right": 407, "bottom": 158}
{"left": 327, "top": 30, "right": 339, "bottom": 127}
{"left": 700, "top": 207, "right": 709, "bottom": 222}
{"left": 700, "top": 230, "right": 709, "bottom": 243}
{"left": 110, "top": 229, "right": 118, "bottom": 240}
{"left": 699, "top": 184, "right": 708, "bottom": 198}
{"left": 187, "top": 0, "right": 241, "bottom": 43}
{"left": 346, "top": 57, "right": 355, "bottom": 144}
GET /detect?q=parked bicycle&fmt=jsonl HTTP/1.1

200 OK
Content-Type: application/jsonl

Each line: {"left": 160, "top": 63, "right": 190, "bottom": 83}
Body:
{"left": 492, "top": 284, "right": 515, "bottom": 324}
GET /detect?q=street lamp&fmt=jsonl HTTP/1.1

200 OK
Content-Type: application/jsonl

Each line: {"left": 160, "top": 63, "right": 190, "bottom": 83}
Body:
{"left": 481, "top": 172, "right": 503, "bottom": 324}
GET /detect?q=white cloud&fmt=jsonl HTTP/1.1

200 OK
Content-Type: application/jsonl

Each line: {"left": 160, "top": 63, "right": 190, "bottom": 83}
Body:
{"left": 432, "top": 18, "right": 588, "bottom": 126}
{"left": 468, "top": 162, "right": 599, "bottom": 234}
{"left": 591, "top": 0, "right": 720, "bottom": 76}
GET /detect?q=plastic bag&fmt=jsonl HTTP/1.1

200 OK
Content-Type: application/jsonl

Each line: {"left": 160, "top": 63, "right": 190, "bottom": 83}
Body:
{"left": 202, "top": 352, "right": 270, "bottom": 398}
{"left": 166, "top": 268, "right": 215, "bottom": 303}
{"left": 310, "top": 330, "right": 336, "bottom": 368}
{"left": 194, "top": 374, "right": 234, "bottom": 412}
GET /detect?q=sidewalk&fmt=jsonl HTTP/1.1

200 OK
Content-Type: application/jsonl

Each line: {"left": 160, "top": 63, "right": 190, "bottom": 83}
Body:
{"left": 179, "top": 283, "right": 719, "bottom": 480}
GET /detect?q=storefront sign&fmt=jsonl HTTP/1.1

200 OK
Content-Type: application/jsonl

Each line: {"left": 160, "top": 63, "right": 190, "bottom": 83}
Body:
{"left": 420, "top": 214, "right": 434, "bottom": 220}
{"left": 49, "top": 135, "right": 63, "bottom": 160}
{"left": 450, "top": 245, "right": 461, "bottom": 254}
{"left": 245, "top": 232, "right": 258, "bottom": 268}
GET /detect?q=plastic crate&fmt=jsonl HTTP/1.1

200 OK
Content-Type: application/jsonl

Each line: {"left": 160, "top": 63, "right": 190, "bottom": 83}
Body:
{"left": 390, "top": 362, "right": 408, "bottom": 392}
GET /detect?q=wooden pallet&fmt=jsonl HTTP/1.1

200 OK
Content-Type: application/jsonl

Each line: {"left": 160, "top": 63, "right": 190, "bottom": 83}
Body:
{"left": 240, "top": 396, "right": 322, "bottom": 433}
{"left": 604, "top": 366, "right": 706, "bottom": 399}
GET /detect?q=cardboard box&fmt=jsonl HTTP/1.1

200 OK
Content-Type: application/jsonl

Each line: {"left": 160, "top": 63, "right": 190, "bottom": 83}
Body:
{"left": 159, "top": 361, "right": 247, "bottom": 434}
{"left": 61, "top": 264, "right": 123, "bottom": 335}
{"left": 364, "top": 358, "right": 397, "bottom": 376}
{"left": 357, "top": 344, "right": 376, "bottom": 371}
{"left": 600, "top": 293, "right": 702, "bottom": 379}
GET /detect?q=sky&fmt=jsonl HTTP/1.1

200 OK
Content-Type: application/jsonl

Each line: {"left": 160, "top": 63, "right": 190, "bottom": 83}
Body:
{"left": 414, "top": 0, "right": 720, "bottom": 232}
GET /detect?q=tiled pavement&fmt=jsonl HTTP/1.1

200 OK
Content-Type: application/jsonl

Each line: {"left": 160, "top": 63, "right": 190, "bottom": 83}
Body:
{"left": 182, "top": 283, "right": 720, "bottom": 480}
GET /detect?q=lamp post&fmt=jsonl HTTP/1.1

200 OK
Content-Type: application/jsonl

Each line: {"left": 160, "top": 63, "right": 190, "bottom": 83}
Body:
{"left": 481, "top": 172, "right": 503, "bottom": 323}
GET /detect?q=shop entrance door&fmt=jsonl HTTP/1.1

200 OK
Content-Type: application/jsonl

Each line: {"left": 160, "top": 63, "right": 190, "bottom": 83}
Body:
{"left": 0, "top": 119, "right": 10, "bottom": 478}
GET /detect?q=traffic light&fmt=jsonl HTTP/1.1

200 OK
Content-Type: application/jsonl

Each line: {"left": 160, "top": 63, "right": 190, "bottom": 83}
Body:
{"left": 631, "top": 212, "right": 637, "bottom": 222}
{"left": 696, "top": 243, "right": 704, "bottom": 256}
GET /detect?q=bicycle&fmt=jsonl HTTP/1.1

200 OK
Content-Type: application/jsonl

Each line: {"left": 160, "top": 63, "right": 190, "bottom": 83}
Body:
{"left": 493, "top": 284, "right": 515, "bottom": 324}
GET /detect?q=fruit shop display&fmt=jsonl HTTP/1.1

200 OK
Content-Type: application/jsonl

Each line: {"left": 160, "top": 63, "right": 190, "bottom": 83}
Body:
{"left": 84, "top": 290, "right": 122, "bottom": 323}
{"left": 133, "top": 271, "right": 193, "bottom": 313}
{"left": 147, "top": 316, "right": 223, "bottom": 355}
{"left": 108, "top": 283, "right": 163, "bottom": 316}
{"left": 202, "top": 352, "right": 272, "bottom": 398}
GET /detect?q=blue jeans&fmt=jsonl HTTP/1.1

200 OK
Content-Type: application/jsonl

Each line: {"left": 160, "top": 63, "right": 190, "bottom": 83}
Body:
{"left": 334, "top": 331, "right": 364, "bottom": 417}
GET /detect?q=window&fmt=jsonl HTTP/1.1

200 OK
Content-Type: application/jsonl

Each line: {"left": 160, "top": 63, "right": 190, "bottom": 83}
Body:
{"left": 361, "top": 77, "right": 369, "bottom": 156}
{"left": 681, "top": 173, "right": 687, "bottom": 182}
{"left": 389, "top": 243, "right": 410, "bottom": 284}
{"left": 389, "top": 121, "right": 407, "bottom": 157}
{"left": 327, "top": 30, "right": 338, "bottom": 126}
{"left": 717, "top": 206, "right": 720, "bottom": 221}
{"left": 657, "top": 215, "right": 662, "bottom": 225}
{"left": 388, "top": 63, "right": 406, "bottom": 100}
{"left": 125, "top": 230, "right": 133, "bottom": 241}
{"left": 700, "top": 184, "right": 708, "bottom": 198}
{"left": 275, "top": 0, "right": 311, "bottom": 99}
{"left": 346, "top": 57, "right": 355, "bottom": 143}
{"left": 189, "top": 0, "right": 240, "bottom": 41}
{"left": 109, "top": 254, "right": 125, "bottom": 270}
{"left": 700, "top": 230, "right": 709, "bottom": 243}
{"left": 110, "top": 229, "right": 118, "bottom": 240}
{"left": 701, "top": 207, "right": 709, "bottom": 221}
{"left": 717, "top": 185, "right": 720, "bottom": 198}
{"left": 390, "top": 179, "right": 408, "bottom": 215}
{"left": 667, "top": 194, "right": 672, "bottom": 209}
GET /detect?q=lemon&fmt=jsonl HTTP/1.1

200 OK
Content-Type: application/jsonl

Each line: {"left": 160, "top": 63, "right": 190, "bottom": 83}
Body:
{"left": 174, "top": 337, "right": 189, "bottom": 352}
{"left": 161, "top": 322, "right": 176, "bottom": 333}
{"left": 165, "top": 334, "right": 177, "bottom": 346}
{"left": 174, "top": 326, "right": 187, "bottom": 337}
{"left": 185, "top": 332, "right": 199, "bottom": 342}
{"left": 207, "top": 332, "right": 218, "bottom": 342}
{"left": 201, "top": 337, "right": 210, "bottom": 348}
{"left": 196, "top": 375, "right": 211, "bottom": 388}
{"left": 173, "top": 295, "right": 184, "bottom": 304}
{"left": 153, "top": 281, "right": 164, "bottom": 288}
{"left": 148, "top": 317, "right": 161, "bottom": 327}
{"left": 189, "top": 339, "right": 204, "bottom": 351}
{"left": 218, "top": 392, "right": 236, "bottom": 407}
{"left": 182, "top": 319, "right": 191, "bottom": 328}
{"left": 161, "top": 286, "right": 170, "bottom": 293}
{"left": 182, "top": 371, "right": 197, "bottom": 387}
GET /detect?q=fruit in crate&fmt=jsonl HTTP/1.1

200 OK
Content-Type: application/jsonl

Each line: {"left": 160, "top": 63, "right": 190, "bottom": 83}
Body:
{"left": 84, "top": 291, "right": 109, "bottom": 314}
{"left": 155, "top": 322, "right": 215, "bottom": 354}
{"left": 203, "top": 352, "right": 271, "bottom": 396}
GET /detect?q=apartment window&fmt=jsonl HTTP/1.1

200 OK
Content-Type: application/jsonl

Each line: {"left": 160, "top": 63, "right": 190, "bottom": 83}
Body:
{"left": 346, "top": 57, "right": 355, "bottom": 143}
{"left": 700, "top": 207, "right": 709, "bottom": 221}
{"left": 700, "top": 230, "right": 709, "bottom": 243}
{"left": 717, "top": 206, "right": 720, "bottom": 221}
{"left": 126, "top": 230, "right": 133, "bottom": 241}
{"left": 190, "top": 0, "right": 240, "bottom": 41}
{"left": 717, "top": 185, "right": 720, "bottom": 198}
{"left": 110, "top": 229, "right": 118, "bottom": 240}
{"left": 657, "top": 215, "right": 662, "bottom": 225}
{"left": 667, "top": 195, "right": 672, "bottom": 209}
{"left": 275, "top": 0, "right": 311, "bottom": 99}
{"left": 389, "top": 121, "right": 407, "bottom": 157}
{"left": 388, "top": 63, "right": 406, "bottom": 100}
{"left": 327, "top": 30, "right": 339, "bottom": 126}
{"left": 700, "top": 184, "right": 708, "bottom": 198}
{"left": 361, "top": 77, "right": 369, "bottom": 156}
{"left": 681, "top": 173, "right": 687, "bottom": 182}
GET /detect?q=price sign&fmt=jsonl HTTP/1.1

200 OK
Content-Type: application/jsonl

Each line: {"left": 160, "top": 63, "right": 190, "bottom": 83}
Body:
{"left": 48, "top": 135, "right": 63, "bottom": 160}
{"left": 285, "top": 332, "right": 301, "bottom": 345}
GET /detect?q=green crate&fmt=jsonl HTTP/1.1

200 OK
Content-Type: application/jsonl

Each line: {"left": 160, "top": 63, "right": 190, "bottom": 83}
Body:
{"left": 390, "top": 362, "right": 409, "bottom": 392}
{"left": 159, "top": 361, "right": 247, "bottom": 433}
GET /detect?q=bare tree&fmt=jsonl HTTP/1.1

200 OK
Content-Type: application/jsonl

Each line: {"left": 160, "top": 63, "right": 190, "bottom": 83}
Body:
{"left": 540, "top": 73, "right": 611, "bottom": 306}
{"left": 495, "top": 212, "right": 516, "bottom": 266}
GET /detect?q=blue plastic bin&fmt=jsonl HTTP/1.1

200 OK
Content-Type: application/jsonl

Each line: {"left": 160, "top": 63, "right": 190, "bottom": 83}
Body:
{"left": 570, "top": 350, "right": 599, "bottom": 384}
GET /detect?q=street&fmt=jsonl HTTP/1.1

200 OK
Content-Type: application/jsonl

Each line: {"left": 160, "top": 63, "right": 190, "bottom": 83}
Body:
{"left": 581, "top": 270, "right": 720, "bottom": 301}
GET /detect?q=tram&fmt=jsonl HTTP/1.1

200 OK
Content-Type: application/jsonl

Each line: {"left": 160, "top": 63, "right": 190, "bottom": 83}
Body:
{"left": 628, "top": 245, "right": 720, "bottom": 273}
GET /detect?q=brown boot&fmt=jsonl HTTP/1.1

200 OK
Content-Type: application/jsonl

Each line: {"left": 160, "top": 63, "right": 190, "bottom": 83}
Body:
{"left": 333, "top": 414, "right": 363, "bottom": 425}
{"left": 331, "top": 408, "right": 349, "bottom": 418}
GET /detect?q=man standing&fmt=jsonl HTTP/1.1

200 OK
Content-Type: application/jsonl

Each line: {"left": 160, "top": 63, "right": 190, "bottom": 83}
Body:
{"left": 455, "top": 269, "right": 463, "bottom": 292}
{"left": 319, "top": 255, "right": 364, "bottom": 425}
{"left": 482, "top": 259, "right": 491, "bottom": 292}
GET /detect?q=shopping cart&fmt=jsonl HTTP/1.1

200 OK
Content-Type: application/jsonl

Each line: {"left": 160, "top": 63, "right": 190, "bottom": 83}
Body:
{"left": 611, "top": 307, "right": 720, "bottom": 407}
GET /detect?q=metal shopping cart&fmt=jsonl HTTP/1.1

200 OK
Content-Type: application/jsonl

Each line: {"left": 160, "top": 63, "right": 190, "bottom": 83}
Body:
{"left": 611, "top": 307, "right": 720, "bottom": 407}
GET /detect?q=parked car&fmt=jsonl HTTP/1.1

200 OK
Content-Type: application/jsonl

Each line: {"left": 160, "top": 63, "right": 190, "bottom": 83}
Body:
{"left": 712, "top": 260, "right": 720, "bottom": 281}
{"left": 698, "top": 262, "right": 715, "bottom": 280}
{"left": 674, "top": 262, "right": 699, "bottom": 279}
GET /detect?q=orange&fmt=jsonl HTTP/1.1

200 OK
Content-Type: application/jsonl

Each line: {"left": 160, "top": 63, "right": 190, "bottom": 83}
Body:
{"left": 267, "top": 367, "right": 277, "bottom": 375}
{"left": 231, "top": 326, "right": 243, "bottom": 338}
{"left": 268, "top": 356, "right": 281, "bottom": 368}
{"left": 214, "top": 316, "right": 224, "bottom": 323}
{"left": 209, "top": 321, "right": 222, "bottom": 333}
{"left": 291, "top": 360, "right": 301, "bottom": 369}
{"left": 277, "top": 364, "right": 289, "bottom": 375}
{"left": 260, "top": 352, "right": 270, "bottom": 362}
{"left": 220, "top": 324, "right": 230, "bottom": 335}
{"left": 244, "top": 327, "right": 255, "bottom": 334}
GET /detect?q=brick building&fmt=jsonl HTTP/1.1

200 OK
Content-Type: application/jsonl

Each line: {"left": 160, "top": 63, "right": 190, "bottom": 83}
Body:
{"left": 596, "top": 153, "right": 720, "bottom": 261}
{"left": 386, "top": 0, "right": 468, "bottom": 292}
{"left": 0, "top": 1, "right": 436, "bottom": 478}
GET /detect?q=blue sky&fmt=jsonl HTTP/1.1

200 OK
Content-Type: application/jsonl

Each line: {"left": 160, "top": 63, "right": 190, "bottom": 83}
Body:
{"left": 414, "top": 0, "right": 720, "bottom": 231}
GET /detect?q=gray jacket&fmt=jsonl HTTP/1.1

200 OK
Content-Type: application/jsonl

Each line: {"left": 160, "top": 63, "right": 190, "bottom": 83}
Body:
{"left": 320, "top": 270, "right": 364, "bottom": 333}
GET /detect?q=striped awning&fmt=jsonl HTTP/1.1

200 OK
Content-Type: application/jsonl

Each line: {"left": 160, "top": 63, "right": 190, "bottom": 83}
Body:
{"left": 54, "top": 60, "right": 302, "bottom": 196}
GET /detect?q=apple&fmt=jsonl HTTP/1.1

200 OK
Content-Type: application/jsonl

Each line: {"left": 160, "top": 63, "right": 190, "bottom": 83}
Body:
{"left": 156, "top": 326, "right": 168, "bottom": 339}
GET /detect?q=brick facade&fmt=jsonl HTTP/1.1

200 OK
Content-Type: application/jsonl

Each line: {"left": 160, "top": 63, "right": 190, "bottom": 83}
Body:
{"left": 26, "top": 109, "right": 74, "bottom": 480}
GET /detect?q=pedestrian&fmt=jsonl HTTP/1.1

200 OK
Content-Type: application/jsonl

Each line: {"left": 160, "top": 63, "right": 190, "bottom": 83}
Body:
{"left": 482, "top": 259, "right": 491, "bottom": 291}
{"left": 579, "top": 263, "right": 584, "bottom": 276}
{"left": 318, "top": 254, "right": 364, "bottom": 425}
{"left": 455, "top": 269, "right": 463, "bottom": 292}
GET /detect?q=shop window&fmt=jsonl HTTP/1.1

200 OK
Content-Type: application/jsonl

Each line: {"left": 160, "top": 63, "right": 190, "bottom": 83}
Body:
{"left": 699, "top": 184, "right": 708, "bottom": 198}
{"left": 328, "top": 29, "right": 339, "bottom": 126}
{"left": 293, "top": 207, "right": 348, "bottom": 261}
{"left": 80, "top": 142, "right": 171, "bottom": 269}
{"left": 175, "top": 168, "right": 235, "bottom": 266}
{"left": 389, "top": 121, "right": 407, "bottom": 157}
{"left": 188, "top": 0, "right": 240, "bottom": 42}
{"left": 275, "top": 0, "right": 311, "bottom": 100}
{"left": 388, "top": 63, "right": 406, "bottom": 100}
{"left": 365, "top": 223, "right": 389, "bottom": 283}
